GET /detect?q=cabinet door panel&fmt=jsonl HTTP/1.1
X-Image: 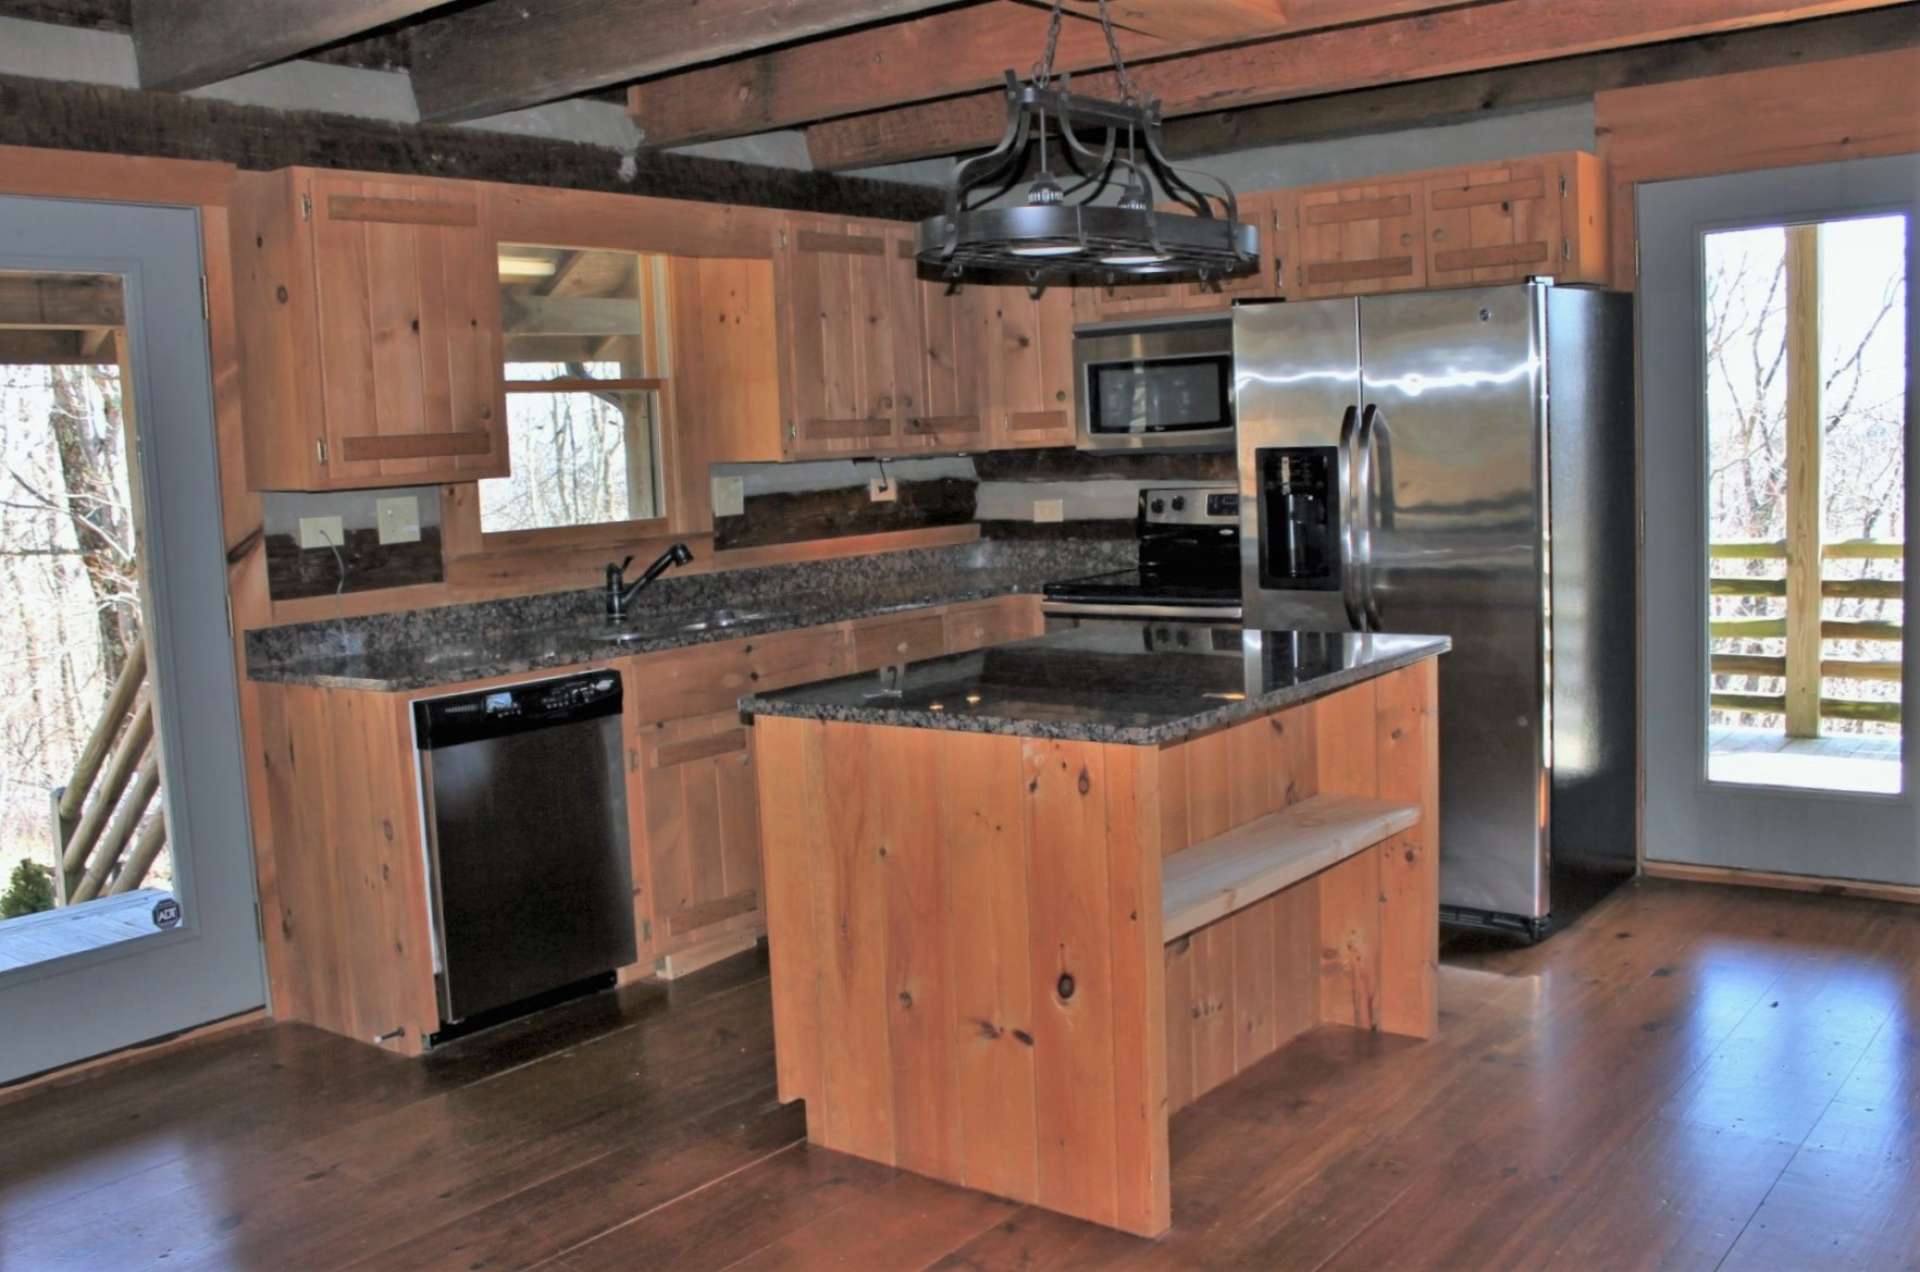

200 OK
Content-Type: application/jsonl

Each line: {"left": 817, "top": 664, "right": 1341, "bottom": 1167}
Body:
{"left": 986, "top": 286, "right": 1076, "bottom": 449}
{"left": 901, "top": 241, "right": 988, "bottom": 452}
{"left": 785, "top": 223, "right": 904, "bottom": 457}
{"left": 1185, "top": 192, "right": 1282, "bottom": 306}
{"left": 307, "top": 174, "right": 504, "bottom": 485}
{"left": 1424, "top": 161, "right": 1559, "bottom": 288}
{"left": 639, "top": 711, "right": 762, "bottom": 953}
{"left": 1295, "top": 180, "right": 1425, "bottom": 297}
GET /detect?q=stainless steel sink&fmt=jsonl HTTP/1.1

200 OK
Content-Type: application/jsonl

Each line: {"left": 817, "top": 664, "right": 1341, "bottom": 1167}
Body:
{"left": 672, "top": 608, "right": 770, "bottom": 634}
{"left": 595, "top": 608, "right": 773, "bottom": 645}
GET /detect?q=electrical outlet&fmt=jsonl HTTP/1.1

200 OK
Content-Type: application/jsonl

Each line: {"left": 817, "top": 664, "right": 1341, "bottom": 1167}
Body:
{"left": 376, "top": 496, "right": 421, "bottom": 545}
{"left": 1032, "top": 498, "right": 1064, "bottom": 523}
{"left": 298, "top": 515, "right": 345, "bottom": 550}
{"left": 711, "top": 475, "right": 746, "bottom": 518}
{"left": 868, "top": 477, "right": 898, "bottom": 503}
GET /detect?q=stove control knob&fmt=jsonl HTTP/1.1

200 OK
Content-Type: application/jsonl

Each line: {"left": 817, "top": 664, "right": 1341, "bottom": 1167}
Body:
{"left": 1149, "top": 498, "right": 1166, "bottom": 514}
{"left": 1170, "top": 496, "right": 1187, "bottom": 512}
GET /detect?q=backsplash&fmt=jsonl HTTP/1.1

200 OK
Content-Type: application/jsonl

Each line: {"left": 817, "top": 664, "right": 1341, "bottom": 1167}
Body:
{"left": 263, "top": 486, "right": 444, "bottom": 601}
{"left": 712, "top": 447, "right": 1235, "bottom": 550}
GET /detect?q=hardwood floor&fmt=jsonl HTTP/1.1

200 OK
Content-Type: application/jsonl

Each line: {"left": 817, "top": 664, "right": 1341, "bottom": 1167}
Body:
{"left": 2, "top": 878, "right": 1915, "bottom": 1270}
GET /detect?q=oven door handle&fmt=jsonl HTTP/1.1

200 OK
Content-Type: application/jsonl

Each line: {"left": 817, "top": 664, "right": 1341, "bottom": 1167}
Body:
{"left": 1339, "top": 403, "right": 1366, "bottom": 631}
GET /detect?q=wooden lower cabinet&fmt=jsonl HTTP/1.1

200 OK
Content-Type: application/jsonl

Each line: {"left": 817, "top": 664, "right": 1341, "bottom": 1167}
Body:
{"left": 250, "top": 597, "right": 1052, "bottom": 1047}
{"left": 634, "top": 710, "right": 763, "bottom": 959}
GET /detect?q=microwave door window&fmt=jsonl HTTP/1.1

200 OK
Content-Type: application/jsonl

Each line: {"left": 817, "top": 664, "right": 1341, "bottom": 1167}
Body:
{"left": 1090, "top": 356, "right": 1229, "bottom": 435}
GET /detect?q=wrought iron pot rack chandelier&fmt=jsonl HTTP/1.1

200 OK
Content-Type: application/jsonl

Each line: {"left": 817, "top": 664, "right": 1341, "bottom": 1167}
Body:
{"left": 915, "top": 0, "right": 1259, "bottom": 288}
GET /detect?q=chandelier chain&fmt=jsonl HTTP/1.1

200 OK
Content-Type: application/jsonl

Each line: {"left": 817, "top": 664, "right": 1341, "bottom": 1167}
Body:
{"left": 1032, "top": 0, "right": 1134, "bottom": 102}
{"left": 1033, "top": 0, "right": 1065, "bottom": 86}
{"left": 1094, "top": 0, "right": 1136, "bottom": 104}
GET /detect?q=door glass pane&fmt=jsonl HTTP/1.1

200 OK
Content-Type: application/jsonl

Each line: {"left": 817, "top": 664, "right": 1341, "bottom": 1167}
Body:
{"left": 1703, "top": 215, "right": 1906, "bottom": 794}
{"left": 0, "top": 273, "right": 178, "bottom": 968}
{"left": 481, "top": 246, "right": 669, "bottom": 534}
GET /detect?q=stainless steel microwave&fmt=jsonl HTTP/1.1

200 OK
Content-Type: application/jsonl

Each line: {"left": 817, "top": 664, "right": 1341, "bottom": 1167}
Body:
{"left": 1074, "top": 314, "right": 1235, "bottom": 452}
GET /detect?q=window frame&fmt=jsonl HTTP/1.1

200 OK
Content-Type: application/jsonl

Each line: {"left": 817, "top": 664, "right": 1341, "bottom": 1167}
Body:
{"left": 472, "top": 243, "right": 682, "bottom": 551}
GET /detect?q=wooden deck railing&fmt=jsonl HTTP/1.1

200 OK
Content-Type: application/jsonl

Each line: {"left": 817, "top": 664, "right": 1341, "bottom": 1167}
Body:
{"left": 48, "top": 636, "right": 168, "bottom": 905}
{"left": 1708, "top": 540, "right": 1903, "bottom": 728}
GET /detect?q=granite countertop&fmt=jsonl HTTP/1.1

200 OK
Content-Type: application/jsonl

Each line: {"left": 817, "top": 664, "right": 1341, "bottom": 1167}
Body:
{"left": 245, "top": 569, "right": 1053, "bottom": 692}
{"left": 740, "top": 621, "right": 1450, "bottom": 746}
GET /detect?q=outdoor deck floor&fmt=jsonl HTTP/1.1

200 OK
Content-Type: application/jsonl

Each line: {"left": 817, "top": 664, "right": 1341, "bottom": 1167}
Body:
{"left": 1709, "top": 726, "right": 1903, "bottom": 794}
{"left": 0, "top": 888, "right": 172, "bottom": 971}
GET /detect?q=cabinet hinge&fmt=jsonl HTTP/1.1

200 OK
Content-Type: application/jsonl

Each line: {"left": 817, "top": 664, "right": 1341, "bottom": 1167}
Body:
{"left": 1562, "top": 237, "right": 1571, "bottom": 261}
{"left": 778, "top": 229, "right": 788, "bottom": 250}
{"left": 1558, "top": 173, "right": 1567, "bottom": 196}
{"left": 1634, "top": 237, "right": 1641, "bottom": 279}
{"left": 200, "top": 274, "right": 210, "bottom": 321}
{"left": 315, "top": 437, "right": 329, "bottom": 465}
{"left": 252, "top": 900, "right": 264, "bottom": 941}
{"left": 300, "top": 192, "right": 313, "bottom": 221}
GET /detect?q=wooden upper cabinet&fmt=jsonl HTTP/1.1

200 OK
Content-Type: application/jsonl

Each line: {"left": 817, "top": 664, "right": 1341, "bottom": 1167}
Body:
{"left": 778, "top": 217, "right": 909, "bottom": 458}
{"left": 984, "top": 284, "right": 1076, "bottom": 449}
{"left": 1184, "top": 190, "right": 1285, "bottom": 306}
{"left": 1291, "top": 150, "right": 1609, "bottom": 299}
{"left": 232, "top": 167, "right": 507, "bottom": 490}
{"left": 896, "top": 240, "right": 989, "bottom": 454}
{"left": 1293, "top": 178, "right": 1428, "bottom": 299}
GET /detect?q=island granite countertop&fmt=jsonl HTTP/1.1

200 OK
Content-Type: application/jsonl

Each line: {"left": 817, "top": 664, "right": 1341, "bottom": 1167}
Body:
{"left": 740, "top": 621, "right": 1449, "bottom": 746}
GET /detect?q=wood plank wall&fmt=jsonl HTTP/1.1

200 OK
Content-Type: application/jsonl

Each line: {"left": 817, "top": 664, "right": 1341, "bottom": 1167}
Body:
{"left": 1597, "top": 48, "right": 1920, "bottom": 290}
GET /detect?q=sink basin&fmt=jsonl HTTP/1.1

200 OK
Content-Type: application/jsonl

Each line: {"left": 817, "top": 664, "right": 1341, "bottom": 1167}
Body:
{"left": 673, "top": 608, "right": 771, "bottom": 634}
{"left": 595, "top": 609, "right": 773, "bottom": 645}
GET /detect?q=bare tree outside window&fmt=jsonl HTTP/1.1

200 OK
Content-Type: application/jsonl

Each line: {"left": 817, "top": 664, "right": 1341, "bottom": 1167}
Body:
{"left": 1704, "top": 214, "right": 1905, "bottom": 789}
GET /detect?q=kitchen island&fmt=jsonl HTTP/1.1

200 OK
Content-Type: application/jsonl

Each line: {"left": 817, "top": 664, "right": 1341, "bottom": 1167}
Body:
{"left": 742, "top": 622, "right": 1448, "bottom": 1237}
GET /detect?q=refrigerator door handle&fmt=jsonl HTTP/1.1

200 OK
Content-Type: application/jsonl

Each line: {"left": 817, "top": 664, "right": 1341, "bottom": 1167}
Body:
{"left": 1338, "top": 403, "right": 1366, "bottom": 631}
{"left": 1358, "top": 403, "right": 1384, "bottom": 631}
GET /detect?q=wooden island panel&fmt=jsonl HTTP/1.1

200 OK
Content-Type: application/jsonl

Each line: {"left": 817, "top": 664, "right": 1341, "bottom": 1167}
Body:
{"left": 753, "top": 658, "right": 1439, "bottom": 1238}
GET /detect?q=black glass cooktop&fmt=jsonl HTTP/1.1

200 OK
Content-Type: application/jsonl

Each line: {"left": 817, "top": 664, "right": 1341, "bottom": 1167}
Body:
{"left": 1042, "top": 567, "right": 1241, "bottom": 608}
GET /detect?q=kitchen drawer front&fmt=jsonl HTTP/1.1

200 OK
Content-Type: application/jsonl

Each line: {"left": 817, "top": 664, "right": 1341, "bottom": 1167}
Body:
{"left": 851, "top": 611, "right": 947, "bottom": 669}
{"left": 630, "top": 623, "right": 851, "bottom": 725}
{"left": 944, "top": 595, "right": 1042, "bottom": 653}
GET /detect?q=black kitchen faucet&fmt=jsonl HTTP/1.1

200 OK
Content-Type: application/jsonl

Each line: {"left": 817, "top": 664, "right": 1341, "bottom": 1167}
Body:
{"left": 605, "top": 543, "right": 693, "bottom": 622}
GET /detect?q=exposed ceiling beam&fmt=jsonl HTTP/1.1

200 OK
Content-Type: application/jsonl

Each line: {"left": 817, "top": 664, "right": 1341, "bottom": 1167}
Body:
{"left": 1158, "top": 5, "right": 1920, "bottom": 159}
{"left": 804, "top": 0, "right": 1914, "bottom": 170}
{"left": 128, "top": 0, "right": 458, "bottom": 92}
{"left": 628, "top": 0, "right": 1476, "bottom": 150}
{"left": 0, "top": 273, "right": 123, "bottom": 329}
{"left": 408, "top": 0, "right": 963, "bottom": 125}
{"left": 1045, "top": 0, "right": 1290, "bottom": 41}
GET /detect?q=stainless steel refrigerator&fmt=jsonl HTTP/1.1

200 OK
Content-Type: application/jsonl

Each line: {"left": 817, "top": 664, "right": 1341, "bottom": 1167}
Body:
{"left": 1234, "top": 282, "right": 1635, "bottom": 939}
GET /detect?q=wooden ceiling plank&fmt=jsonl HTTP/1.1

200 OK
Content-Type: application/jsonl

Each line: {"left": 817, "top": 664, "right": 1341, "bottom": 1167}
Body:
{"left": 628, "top": 0, "right": 1479, "bottom": 148}
{"left": 408, "top": 0, "right": 961, "bottom": 125}
{"left": 804, "top": 0, "right": 1915, "bottom": 169}
{"left": 1158, "top": 6, "right": 1920, "bottom": 158}
{"left": 128, "top": 0, "right": 459, "bottom": 92}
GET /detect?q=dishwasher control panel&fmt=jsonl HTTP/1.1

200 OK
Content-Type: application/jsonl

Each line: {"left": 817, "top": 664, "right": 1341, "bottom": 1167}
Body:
{"left": 416, "top": 671, "right": 623, "bottom": 749}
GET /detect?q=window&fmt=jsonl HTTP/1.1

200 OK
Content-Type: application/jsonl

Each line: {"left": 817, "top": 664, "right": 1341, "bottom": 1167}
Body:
{"left": 481, "top": 246, "right": 671, "bottom": 535}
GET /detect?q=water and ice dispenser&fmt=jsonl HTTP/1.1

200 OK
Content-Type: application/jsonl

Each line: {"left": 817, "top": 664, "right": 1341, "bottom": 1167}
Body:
{"left": 1256, "top": 447, "right": 1342, "bottom": 592}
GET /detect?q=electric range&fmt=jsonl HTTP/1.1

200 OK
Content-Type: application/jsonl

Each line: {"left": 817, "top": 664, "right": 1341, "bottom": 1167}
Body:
{"left": 1042, "top": 485, "right": 1243, "bottom": 624}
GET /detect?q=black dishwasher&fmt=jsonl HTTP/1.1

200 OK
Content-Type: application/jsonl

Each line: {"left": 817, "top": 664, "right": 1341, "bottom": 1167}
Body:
{"left": 414, "top": 670, "right": 635, "bottom": 1028}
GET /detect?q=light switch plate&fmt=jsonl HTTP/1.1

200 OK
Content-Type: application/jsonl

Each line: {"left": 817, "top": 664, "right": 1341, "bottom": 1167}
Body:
{"left": 376, "top": 496, "right": 421, "bottom": 545}
{"left": 298, "top": 514, "right": 345, "bottom": 550}
{"left": 711, "top": 475, "right": 746, "bottom": 518}
{"left": 1032, "top": 498, "right": 1064, "bottom": 523}
{"left": 868, "top": 477, "right": 899, "bottom": 504}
